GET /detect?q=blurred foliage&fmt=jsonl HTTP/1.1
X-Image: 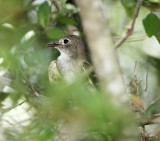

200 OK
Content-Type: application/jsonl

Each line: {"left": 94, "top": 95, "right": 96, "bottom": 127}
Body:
{"left": 121, "top": 0, "right": 137, "bottom": 17}
{"left": 121, "top": 0, "right": 160, "bottom": 43}
{"left": 0, "top": 0, "right": 160, "bottom": 141}
{"left": 121, "top": 0, "right": 160, "bottom": 16}
{"left": 143, "top": 0, "right": 160, "bottom": 11}
{"left": 38, "top": 1, "right": 51, "bottom": 28}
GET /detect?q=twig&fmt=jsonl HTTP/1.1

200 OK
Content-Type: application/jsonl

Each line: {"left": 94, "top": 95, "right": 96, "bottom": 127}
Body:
{"left": 146, "top": 97, "right": 160, "bottom": 112}
{"left": 133, "top": 61, "right": 142, "bottom": 96}
{"left": 134, "top": 61, "right": 138, "bottom": 75}
{"left": 140, "top": 126, "right": 149, "bottom": 141}
{"left": 149, "top": 129, "right": 160, "bottom": 138}
{"left": 115, "top": 0, "right": 143, "bottom": 48}
{"left": 140, "top": 114, "right": 160, "bottom": 126}
{"left": 52, "top": 0, "right": 62, "bottom": 11}
{"left": 2, "top": 99, "right": 28, "bottom": 113}
{"left": 144, "top": 67, "right": 149, "bottom": 91}
{"left": 140, "top": 123, "right": 160, "bottom": 141}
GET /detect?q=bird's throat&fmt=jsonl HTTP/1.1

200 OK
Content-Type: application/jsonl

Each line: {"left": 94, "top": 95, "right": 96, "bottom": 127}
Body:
{"left": 56, "top": 53, "right": 82, "bottom": 82}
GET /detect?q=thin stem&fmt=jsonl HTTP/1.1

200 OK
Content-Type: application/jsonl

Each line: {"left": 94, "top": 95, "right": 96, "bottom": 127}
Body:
{"left": 115, "top": 0, "right": 143, "bottom": 48}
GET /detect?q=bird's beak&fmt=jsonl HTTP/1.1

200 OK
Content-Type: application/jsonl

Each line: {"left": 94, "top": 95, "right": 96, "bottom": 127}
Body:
{"left": 46, "top": 41, "right": 60, "bottom": 48}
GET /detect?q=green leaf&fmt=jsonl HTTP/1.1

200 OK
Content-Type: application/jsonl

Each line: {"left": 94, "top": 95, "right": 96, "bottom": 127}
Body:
{"left": 61, "top": 0, "right": 67, "bottom": 5}
{"left": 38, "top": 125, "right": 53, "bottom": 141}
{"left": 121, "top": 0, "right": 136, "bottom": 17}
{"left": 143, "top": 13, "right": 160, "bottom": 37}
{"left": 38, "top": 2, "right": 51, "bottom": 28}
{"left": 155, "top": 31, "right": 160, "bottom": 43}
{"left": 57, "top": 14, "right": 77, "bottom": 25}
{"left": 46, "top": 28, "right": 66, "bottom": 40}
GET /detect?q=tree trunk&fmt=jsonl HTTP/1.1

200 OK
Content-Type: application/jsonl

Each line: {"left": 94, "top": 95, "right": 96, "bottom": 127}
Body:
{"left": 74, "top": 0, "right": 139, "bottom": 140}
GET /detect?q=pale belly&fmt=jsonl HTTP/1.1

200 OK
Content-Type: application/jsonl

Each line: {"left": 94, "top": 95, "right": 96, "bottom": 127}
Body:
{"left": 56, "top": 58, "right": 82, "bottom": 83}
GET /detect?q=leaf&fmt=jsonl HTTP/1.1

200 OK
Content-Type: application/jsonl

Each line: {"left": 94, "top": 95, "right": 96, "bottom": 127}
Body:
{"left": 121, "top": 0, "right": 136, "bottom": 17}
{"left": 46, "top": 28, "right": 65, "bottom": 40}
{"left": 38, "top": 124, "right": 53, "bottom": 141}
{"left": 155, "top": 31, "right": 160, "bottom": 43}
{"left": 21, "top": 30, "right": 35, "bottom": 45}
{"left": 0, "top": 58, "right": 4, "bottom": 64}
{"left": 56, "top": 14, "right": 77, "bottom": 25}
{"left": 143, "top": 13, "right": 160, "bottom": 37}
{"left": 61, "top": 0, "right": 67, "bottom": 5}
{"left": 38, "top": 1, "right": 51, "bottom": 28}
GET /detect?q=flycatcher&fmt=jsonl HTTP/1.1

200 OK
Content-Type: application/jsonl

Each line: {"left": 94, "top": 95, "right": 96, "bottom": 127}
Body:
{"left": 46, "top": 35, "right": 91, "bottom": 84}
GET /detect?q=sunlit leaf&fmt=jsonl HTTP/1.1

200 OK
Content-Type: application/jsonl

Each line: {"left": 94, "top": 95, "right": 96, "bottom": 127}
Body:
{"left": 0, "top": 58, "right": 4, "bottom": 64}
{"left": 57, "top": 14, "right": 77, "bottom": 25}
{"left": 46, "top": 28, "right": 65, "bottom": 40}
{"left": 21, "top": 30, "right": 35, "bottom": 45}
{"left": 38, "top": 1, "right": 51, "bottom": 28}
{"left": 2, "top": 23, "right": 14, "bottom": 30}
{"left": 38, "top": 124, "right": 54, "bottom": 141}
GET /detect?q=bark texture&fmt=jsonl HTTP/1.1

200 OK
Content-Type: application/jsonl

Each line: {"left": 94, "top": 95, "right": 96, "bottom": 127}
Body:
{"left": 74, "top": 1, "right": 139, "bottom": 140}
{"left": 75, "top": 0, "right": 127, "bottom": 103}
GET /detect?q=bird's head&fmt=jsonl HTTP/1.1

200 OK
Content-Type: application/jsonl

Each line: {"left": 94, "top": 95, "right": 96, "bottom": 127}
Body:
{"left": 46, "top": 35, "right": 87, "bottom": 59}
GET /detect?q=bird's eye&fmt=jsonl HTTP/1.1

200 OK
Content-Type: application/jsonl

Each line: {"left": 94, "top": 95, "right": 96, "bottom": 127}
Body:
{"left": 64, "top": 39, "right": 69, "bottom": 44}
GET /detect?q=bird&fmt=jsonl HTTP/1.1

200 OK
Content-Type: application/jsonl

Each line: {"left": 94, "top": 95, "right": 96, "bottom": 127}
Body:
{"left": 46, "top": 35, "right": 94, "bottom": 84}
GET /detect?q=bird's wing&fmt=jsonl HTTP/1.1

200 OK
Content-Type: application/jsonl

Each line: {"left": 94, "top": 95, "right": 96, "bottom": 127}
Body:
{"left": 83, "top": 61, "right": 98, "bottom": 86}
{"left": 48, "top": 60, "right": 61, "bottom": 85}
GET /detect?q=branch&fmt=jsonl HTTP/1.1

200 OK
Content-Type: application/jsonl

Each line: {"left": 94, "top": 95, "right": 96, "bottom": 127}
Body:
{"left": 74, "top": 1, "right": 139, "bottom": 140}
{"left": 74, "top": 0, "right": 128, "bottom": 103}
{"left": 52, "top": 0, "right": 63, "bottom": 11}
{"left": 140, "top": 114, "right": 160, "bottom": 126}
{"left": 144, "top": 67, "right": 149, "bottom": 91}
{"left": 2, "top": 99, "right": 27, "bottom": 113}
{"left": 115, "top": 0, "right": 143, "bottom": 48}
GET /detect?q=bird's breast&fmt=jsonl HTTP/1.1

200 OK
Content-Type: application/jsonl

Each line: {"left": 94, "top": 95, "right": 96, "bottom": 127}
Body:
{"left": 56, "top": 55, "right": 82, "bottom": 83}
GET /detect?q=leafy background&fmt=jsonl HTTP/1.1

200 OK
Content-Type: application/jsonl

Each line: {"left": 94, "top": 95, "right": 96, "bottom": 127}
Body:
{"left": 0, "top": 0, "right": 160, "bottom": 140}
